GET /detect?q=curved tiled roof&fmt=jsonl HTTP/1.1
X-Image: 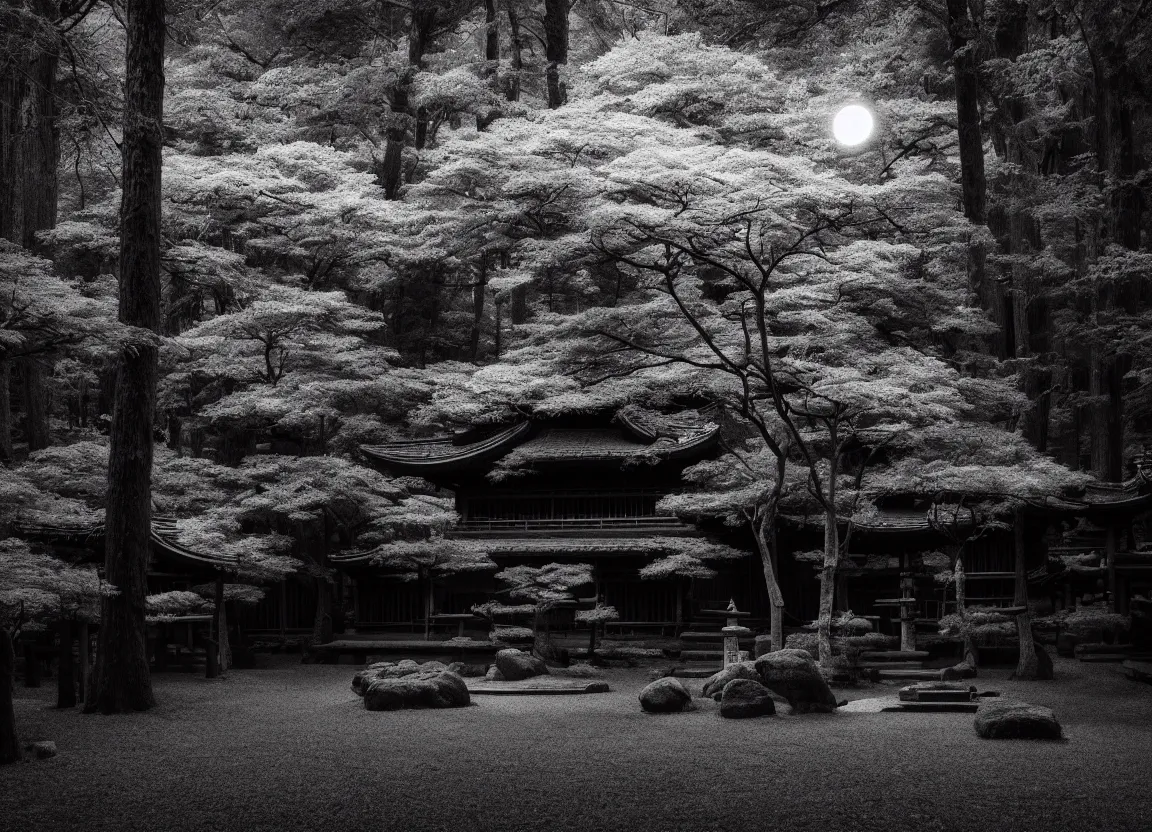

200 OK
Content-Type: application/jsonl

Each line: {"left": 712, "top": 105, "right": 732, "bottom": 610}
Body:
{"left": 359, "top": 415, "right": 719, "bottom": 475}
{"left": 12, "top": 517, "right": 237, "bottom": 570}
{"left": 359, "top": 421, "right": 533, "bottom": 474}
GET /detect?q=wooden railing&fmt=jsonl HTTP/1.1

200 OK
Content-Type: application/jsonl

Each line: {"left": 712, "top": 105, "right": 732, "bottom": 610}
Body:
{"left": 455, "top": 516, "right": 687, "bottom": 532}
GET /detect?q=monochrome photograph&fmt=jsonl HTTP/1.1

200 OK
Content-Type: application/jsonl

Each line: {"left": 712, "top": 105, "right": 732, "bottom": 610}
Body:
{"left": 1, "top": 0, "right": 1150, "bottom": 829}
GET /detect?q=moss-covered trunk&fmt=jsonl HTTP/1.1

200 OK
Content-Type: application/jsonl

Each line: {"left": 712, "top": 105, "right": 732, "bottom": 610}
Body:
{"left": 0, "top": 629, "right": 20, "bottom": 764}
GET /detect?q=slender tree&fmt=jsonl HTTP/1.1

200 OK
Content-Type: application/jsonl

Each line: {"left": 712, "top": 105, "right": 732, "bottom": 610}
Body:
{"left": 86, "top": 0, "right": 166, "bottom": 714}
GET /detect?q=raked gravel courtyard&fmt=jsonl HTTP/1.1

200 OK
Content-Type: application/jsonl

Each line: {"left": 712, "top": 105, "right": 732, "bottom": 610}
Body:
{"left": 3, "top": 656, "right": 1150, "bottom": 832}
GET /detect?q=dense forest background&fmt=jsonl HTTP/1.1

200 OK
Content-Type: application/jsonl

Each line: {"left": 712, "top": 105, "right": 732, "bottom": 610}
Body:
{"left": 1, "top": 0, "right": 1150, "bottom": 666}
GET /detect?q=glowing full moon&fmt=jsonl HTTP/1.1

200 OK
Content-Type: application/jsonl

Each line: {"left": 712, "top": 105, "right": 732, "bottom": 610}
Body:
{"left": 833, "top": 105, "right": 874, "bottom": 146}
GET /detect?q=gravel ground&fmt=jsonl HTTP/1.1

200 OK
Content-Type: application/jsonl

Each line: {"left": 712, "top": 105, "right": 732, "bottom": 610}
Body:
{"left": 2, "top": 657, "right": 1150, "bottom": 832}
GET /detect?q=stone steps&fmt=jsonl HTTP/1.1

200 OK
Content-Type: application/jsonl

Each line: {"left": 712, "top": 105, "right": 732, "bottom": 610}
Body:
{"left": 876, "top": 668, "right": 945, "bottom": 682}
{"left": 669, "top": 665, "right": 720, "bottom": 679}
{"left": 882, "top": 701, "right": 979, "bottom": 713}
{"left": 860, "top": 650, "right": 930, "bottom": 662}
{"left": 858, "top": 661, "right": 926, "bottom": 671}
{"left": 467, "top": 682, "right": 610, "bottom": 696}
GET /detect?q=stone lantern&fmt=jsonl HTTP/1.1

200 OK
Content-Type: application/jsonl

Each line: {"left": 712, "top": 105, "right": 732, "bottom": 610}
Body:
{"left": 721, "top": 599, "right": 751, "bottom": 668}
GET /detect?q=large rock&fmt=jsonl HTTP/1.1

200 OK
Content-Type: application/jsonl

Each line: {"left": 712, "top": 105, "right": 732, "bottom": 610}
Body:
{"left": 353, "top": 660, "right": 452, "bottom": 694}
{"left": 720, "top": 679, "right": 776, "bottom": 719}
{"left": 363, "top": 670, "right": 470, "bottom": 711}
{"left": 25, "top": 741, "right": 57, "bottom": 759}
{"left": 974, "top": 701, "right": 1062, "bottom": 740}
{"left": 754, "top": 648, "right": 839, "bottom": 714}
{"left": 378, "top": 659, "right": 424, "bottom": 679}
{"left": 941, "top": 660, "right": 978, "bottom": 681}
{"left": 702, "top": 661, "right": 760, "bottom": 700}
{"left": 639, "top": 677, "right": 692, "bottom": 713}
{"left": 754, "top": 635, "right": 776, "bottom": 658}
{"left": 484, "top": 665, "right": 505, "bottom": 682}
{"left": 494, "top": 648, "right": 548, "bottom": 681}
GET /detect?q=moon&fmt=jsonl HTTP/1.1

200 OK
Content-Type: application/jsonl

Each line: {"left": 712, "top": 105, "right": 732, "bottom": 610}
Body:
{"left": 833, "top": 105, "right": 874, "bottom": 146}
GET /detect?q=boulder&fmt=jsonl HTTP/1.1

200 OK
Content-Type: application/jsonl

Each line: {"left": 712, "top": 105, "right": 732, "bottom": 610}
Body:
{"left": 1056, "top": 631, "right": 1078, "bottom": 658}
{"left": 639, "top": 677, "right": 692, "bottom": 713}
{"left": 351, "top": 669, "right": 376, "bottom": 696}
{"left": 24, "top": 741, "right": 57, "bottom": 759}
{"left": 974, "top": 701, "right": 1062, "bottom": 740}
{"left": 702, "top": 661, "right": 760, "bottom": 700}
{"left": 363, "top": 670, "right": 470, "bottom": 711}
{"left": 420, "top": 660, "right": 448, "bottom": 672}
{"left": 378, "top": 659, "right": 423, "bottom": 679}
{"left": 754, "top": 635, "right": 776, "bottom": 659}
{"left": 495, "top": 648, "right": 548, "bottom": 681}
{"left": 719, "top": 679, "right": 776, "bottom": 719}
{"left": 941, "top": 661, "right": 978, "bottom": 681}
{"left": 754, "top": 648, "right": 839, "bottom": 713}
{"left": 484, "top": 665, "right": 505, "bottom": 682}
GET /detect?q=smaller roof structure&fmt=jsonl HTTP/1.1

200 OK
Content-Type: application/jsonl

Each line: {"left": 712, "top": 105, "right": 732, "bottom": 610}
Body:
{"left": 11, "top": 517, "right": 239, "bottom": 572}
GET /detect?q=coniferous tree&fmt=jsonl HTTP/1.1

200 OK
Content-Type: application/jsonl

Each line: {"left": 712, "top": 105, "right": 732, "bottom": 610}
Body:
{"left": 86, "top": 0, "right": 166, "bottom": 714}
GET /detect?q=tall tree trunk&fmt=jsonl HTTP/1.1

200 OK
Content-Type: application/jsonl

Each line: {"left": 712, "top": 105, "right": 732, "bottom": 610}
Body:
{"left": 0, "top": 360, "right": 12, "bottom": 462}
{"left": 0, "top": 2, "right": 59, "bottom": 248}
{"left": 753, "top": 511, "right": 784, "bottom": 652}
{"left": 946, "top": 0, "right": 989, "bottom": 317}
{"left": 1, "top": 1, "right": 59, "bottom": 453}
{"left": 816, "top": 429, "right": 840, "bottom": 666}
{"left": 312, "top": 577, "right": 333, "bottom": 644}
{"left": 505, "top": 7, "right": 522, "bottom": 102}
{"left": 484, "top": 0, "right": 498, "bottom": 61}
{"left": 1013, "top": 509, "right": 1040, "bottom": 679}
{"left": 543, "top": 0, "right": 568, "bottom": 109}
{"left": 0, "top": 629, "right": 19, "bottom": 764}
{"left": 955, "top": 554, "right": 978, "bottom": 669}
{"left": 818, "top": 507, "right": 838, "bottom": 666}
{"left": 379, "top": 80, "right": 410, "bottom": 199}
{"left": 86, "top": 0, "right": 165, "bottom": 715}
{"left": 77, "top": 621, "right": 89, "bottom": 702}
{"left": 56, "top": 618, "right": 75, "bottom": 708}
{"left": 470, "top": 256, "right": 487, "bottom": 363}
{"left": 21, "top": 358, "right": 49, "bottom": 451}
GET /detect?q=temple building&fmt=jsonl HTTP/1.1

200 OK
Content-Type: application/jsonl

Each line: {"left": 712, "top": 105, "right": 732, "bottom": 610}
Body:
{"left": 13, "top": 416, "right": 1152, "bottom": 656}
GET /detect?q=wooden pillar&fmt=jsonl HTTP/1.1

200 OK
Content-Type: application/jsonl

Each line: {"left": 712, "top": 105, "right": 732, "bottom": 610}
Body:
{"left": 77, "top": 622, "right": 89, "bottom": 702}
{"left": 23, "top": 643, "right": 40, "bottom": 688}
{"left": 153, "top": 626, "right": 167, "bottom": 672}
{"left": 899, "top": 553, "right": 916, "bottom": 652}
{"left": 206, "top": 575, "right": 224, "bottom": 679}
{"left": 56, "top": 618, "right": 76, "bottom": 709}
{"left": 279, "top": 580, "right": 288, "bottom": 638}
{"left": 1106, "top": 525, "right": 1118, "bottom": 612}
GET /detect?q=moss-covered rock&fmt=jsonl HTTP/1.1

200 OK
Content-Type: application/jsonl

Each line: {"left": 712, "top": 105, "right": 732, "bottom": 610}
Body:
{"left": 495, "top": 648, "right": 548, "bottom": 681}
{"left": 754, "top": 648, "right": 839, "bottom": 713}
{"left": 639, "top": 677, "right": 691, "bottom": 713}
{"left": 974, "top": 701, "right": 1062, "bottom": 740}
{"left": 719, "top": 679, "right": 775, "bottom": 719}
{"left": 702, "top": 661, "right": 759, "bottom": 699}
{"left": 363, "top": 671, "right": 470, "bottom": 711}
